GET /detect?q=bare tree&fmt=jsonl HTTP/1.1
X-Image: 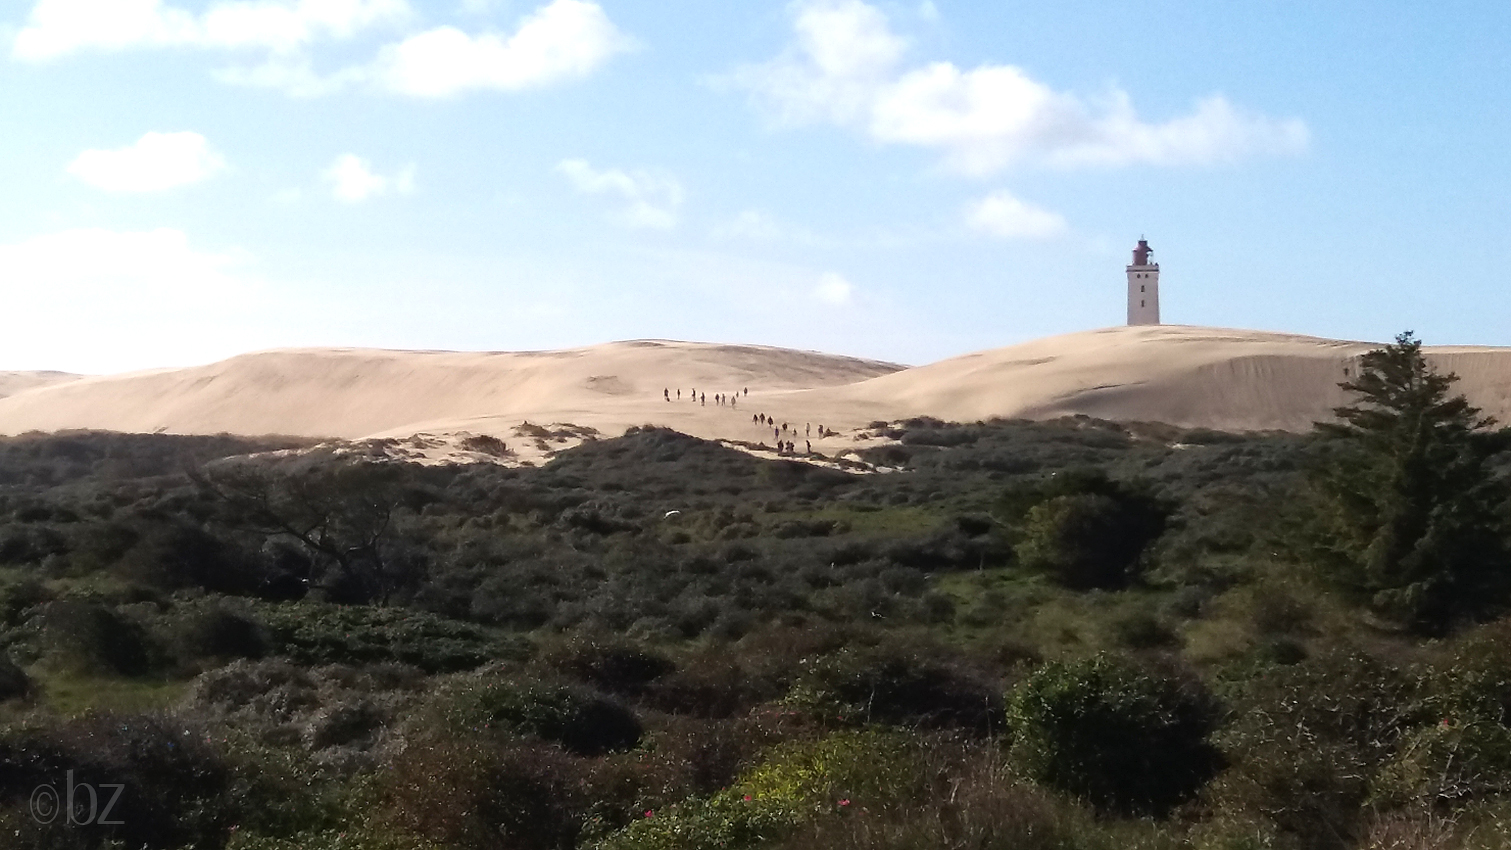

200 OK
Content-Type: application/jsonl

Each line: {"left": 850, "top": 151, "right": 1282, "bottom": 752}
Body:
{"left": 192, "top": 452, "right": 420, "bottom": 605}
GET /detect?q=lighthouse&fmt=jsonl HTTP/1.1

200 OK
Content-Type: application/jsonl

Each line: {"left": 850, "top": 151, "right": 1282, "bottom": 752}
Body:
{"left": 1126, "top": 238, "right": 1160, "bottom": 326}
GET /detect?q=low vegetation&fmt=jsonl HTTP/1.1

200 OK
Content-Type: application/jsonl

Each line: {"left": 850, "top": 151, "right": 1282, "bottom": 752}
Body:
{"left": 0, "top": 333, "right": 1509, "bottom": 848}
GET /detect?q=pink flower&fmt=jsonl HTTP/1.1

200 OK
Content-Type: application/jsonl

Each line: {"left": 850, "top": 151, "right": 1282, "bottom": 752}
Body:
{"left": 742, "top": 795, "right": 752, "bottom": 801}
{"left": 645, "top": 810, "right": 654, "bottom": 818}
{"left": 838, "top": 799, "right": 850, "bottom": 807}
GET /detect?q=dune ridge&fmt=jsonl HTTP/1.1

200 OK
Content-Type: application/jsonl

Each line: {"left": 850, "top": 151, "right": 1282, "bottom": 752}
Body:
{"left": 1, "top": 327, "right": 1508, "bottom": 453}
{"left": 0, "top": 371, "right": 81, "bottom": 400}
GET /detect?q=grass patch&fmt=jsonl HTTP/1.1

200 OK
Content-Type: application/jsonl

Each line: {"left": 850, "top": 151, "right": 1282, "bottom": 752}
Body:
{"left": 29, "top": 670, "right": 189, "bottom": 717}
{"left": 764, "top": 505, "right": 945, "bottom": 538}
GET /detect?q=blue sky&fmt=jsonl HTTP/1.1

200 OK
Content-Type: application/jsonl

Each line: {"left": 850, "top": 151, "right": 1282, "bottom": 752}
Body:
{"left": 2, "top": 0, "right": 1508, "bottom": 373}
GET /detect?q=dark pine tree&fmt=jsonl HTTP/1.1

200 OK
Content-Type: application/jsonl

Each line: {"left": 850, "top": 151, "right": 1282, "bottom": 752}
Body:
{"left": 1310, "top": 331, "right": 1511, "bottom": 633}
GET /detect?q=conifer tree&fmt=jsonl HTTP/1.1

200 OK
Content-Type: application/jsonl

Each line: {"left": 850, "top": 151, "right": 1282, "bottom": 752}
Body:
{"left": 1310, "top": 331, "right": 1511, "bottom": 632}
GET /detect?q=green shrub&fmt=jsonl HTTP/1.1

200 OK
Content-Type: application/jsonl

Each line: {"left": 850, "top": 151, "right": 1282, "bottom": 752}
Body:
{"left": 227, "top": 828, "right": 445, "bottom": 850}
{"left": 1370, "top": 720, "right": 1511, "bottom": 809}
{"left": 0, "top": 713, "right": 236, "bottom": 849}
{"left": 782, "top": 646, "right": 1001, "bottom": 732}
{"left": 0, "top": 654, "right": 30, "bottom": 702}
{"left": 253, "top": 601, "right": 519, "bottom": 672}
{"left": 381, "top": 736, "right": 590, "bottom": 850}
{"left": 0, "top": 577, "right": 51, "bottom": 627}
{"left": 1207, "top": 650, "right": 1419, "bottom": 849}
{"left": 1422, "top": 617, "right": 1511, "bottom": 725}
{"left": 540, "top": 635, "right": 675, "bottom": 696}
{"left": 594, "top": 730, "right": 920, "bottom": 850}
{"left": 431, "top": 673, "right": 642, "bottom": 755}
{"left": 170, "top": 602, "right": 270, "bottom": 664}
{"left": 772, "top": 767, "right": 1121, "bottom": 850}
{"left": 32, "top": 600, "right": 160, "bottom": 676}
{"left": 1004, "top": 471, "right": 1171, "bottom": 590}
{"left": 1189, "top": 815, "right": 1296, "bottom": 850}
{"left": 1005, "top": 653, "right": 1221, "bottom": 816}
{"left": 1109, "top": 609, "right": 1180, "bottom": 650}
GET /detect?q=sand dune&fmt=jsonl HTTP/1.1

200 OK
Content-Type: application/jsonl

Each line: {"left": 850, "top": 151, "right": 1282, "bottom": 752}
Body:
{"left": 1, "top": 328, "right": 1508, "bottom": 456}
{"left": 0, "top": 340, "right": 902, "bottom": 441}
{"left": 0, "top": 371, "right": 80, "bottom": 400}
{"left": 821, "top": 325, "right": 1511, "bottom": 433}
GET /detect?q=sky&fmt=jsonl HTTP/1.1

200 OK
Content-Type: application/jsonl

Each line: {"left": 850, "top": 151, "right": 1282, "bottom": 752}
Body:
{"left": 2, "top": 0, "right": 1509, "bottom": 373}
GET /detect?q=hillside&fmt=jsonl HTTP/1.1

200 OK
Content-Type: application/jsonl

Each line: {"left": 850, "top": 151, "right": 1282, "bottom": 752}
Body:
{"left": 0, "top": 370, "right": 79, "bottom": 400}
{"left": 823, "top": 325, "right": 1511, "bottom": 432}
{"left": 0, "top": 326, "right": 1507, "bottom": 443}
{"left": 0, "top": 340, "right": 902, "bottom": 442}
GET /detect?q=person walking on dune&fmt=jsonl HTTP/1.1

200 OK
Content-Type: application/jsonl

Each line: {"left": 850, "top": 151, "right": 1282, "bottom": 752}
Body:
{"left": 664, "top": 389, "right": 670, "bottom": 402}
{"left": 701, "top": 393, "right": 706, "bottom": 406}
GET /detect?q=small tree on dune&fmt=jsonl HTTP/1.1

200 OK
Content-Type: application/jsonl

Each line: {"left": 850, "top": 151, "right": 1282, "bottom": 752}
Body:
{"left": 1308, "top": 331, "right": 1511, "bottom": 633}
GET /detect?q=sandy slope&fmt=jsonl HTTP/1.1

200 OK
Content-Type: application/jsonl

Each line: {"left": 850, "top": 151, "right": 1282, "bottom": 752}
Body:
{"left": 0, "top": 328, "right": 1508, "bottom": 456}
{"left": 818, "top": 325, "right": 1511, "bottom": 433}
{"left": 0, "top": 371, "right": 80, "bottom": 400}
{"left": 0, "top": 340, "right": 902, "bottom": 441}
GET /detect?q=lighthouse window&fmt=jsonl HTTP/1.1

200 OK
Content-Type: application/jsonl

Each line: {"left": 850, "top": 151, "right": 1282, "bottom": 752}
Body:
{"left": 1141, "top": 300, "right": 1145, "bottom": 307}
{"left": 1140, "top": 285, "right": 1145, "bottom": 292}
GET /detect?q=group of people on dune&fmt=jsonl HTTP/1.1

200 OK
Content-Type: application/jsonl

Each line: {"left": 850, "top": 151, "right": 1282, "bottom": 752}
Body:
{"left": 660, "top": 385, "right": 832, "bottom": 458}
{"left": 664, "top": 386, "right": 745, "bottom": 408}
{"left": 754, "top": 413, "right": 830, "bottom": 456}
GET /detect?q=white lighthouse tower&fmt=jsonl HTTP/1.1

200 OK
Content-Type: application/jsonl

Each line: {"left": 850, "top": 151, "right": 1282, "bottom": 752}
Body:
{"left": 1126, "top": 238, "right": 1160, "bottom": 326}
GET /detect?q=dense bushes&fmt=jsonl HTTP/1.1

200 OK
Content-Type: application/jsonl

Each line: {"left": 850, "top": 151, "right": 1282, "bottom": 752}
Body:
{"left": 382, "top": 736, "right": 591, "bottom": 850}
{"left": 0, "top": 420, "right": 1507, "bottom": 849}
{"left": 783, "top": 644, "right": 1001, "bottom": 732}
{"left": 425, "top": 671, "right": 643, "bottom": 756}
{"left": 1005, "top": 653, "right": 1222, "bottom": 816}
{"left": 0, "top": 653, "right": 30, "bottom": 701}
{"left": 999, "top": 470, "right": 1172, "bottom": 590}
{"left": 252, "top": 601, "right": 518, "bottom": 672}
{"left": 594, "top": 731, "right": 921, "bottom": 850}
{"left": 1206, "top": 650, "right": 1420, "bottom": 849}
{"left": 30, "top": 600, "right": 158, "bottom": 676}
{"left": 0, "top": 713, "right": 237, "bottom": 849}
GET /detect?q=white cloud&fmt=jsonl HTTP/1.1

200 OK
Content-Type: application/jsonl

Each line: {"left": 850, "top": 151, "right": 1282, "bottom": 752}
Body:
{"left": 0, "top": 228, "right": 260, "bottom": 371}
{"left": 814, "top": 271, "right": 855, "bottom": 306}
{"left": 370, "top": 1, "right": 634, "bottom": 97}
{"left": 0, "top": 228, "right": 239, "bottom": 298}
{"left": 713, "top": 209, "right": 785, "bottom": 241}
{"left": 12, "top": 0, "right": 411, "bottom": 60}
{"left": 557, "top": 158, "right": 683, "bottom": 230}
{"left": 709, "top": 209, "right": 831, "bottom": 247}
{"left": 14, "top": 0, "right": 631, "bottom": 99}
{"left": 321, "top": 154, "right": 416, "bottom": 202}
{"left": 965, "top": 190, "right": 1067, "bottom": 240}
{"left": 733, "top": 0, "right": 1308, "bottom": 175}
{"left": 66, "top": 131, "right": 226, "bottom": 193}
{"left": 733, "top": 0, "right": 902, "bottom": 126}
